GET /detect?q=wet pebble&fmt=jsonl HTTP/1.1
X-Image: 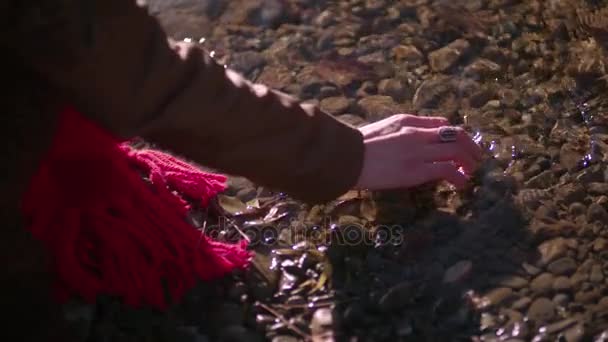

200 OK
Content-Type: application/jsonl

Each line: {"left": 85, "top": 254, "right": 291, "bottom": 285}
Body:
{"left": 537, "top": 238, "right": 569, "bottom": 266}
{"left": 590, "top": 265, "right": 604, "bottom": 283}
{"left": 357, "top": 95, "right": 403, "bottom": 121}
{"left": 547, "top": 257, "right": 577, "bottom": 276}
{"left": 552, "top": 276, "right": 572, "bottom": 291}
{"left": 320, "top": 96, "right": 352, "bottom": 115}
{"left": 593, "top": 238, "right": 607, "bottom": 252}
{"left": 512, "top": 297, "right": 532, "bottom": 310}
{"left": 378, "top": 78, "right": 407, "bottom": 102}
{"left": 443, "top": 260, "right": 473, "bottom": 284}
{"left": 428, "top": 39, "right": 470, "bottom": 72}
{"left": 392, "top": 45, "right": 424, "bottom": 65}
{"left": 527, "top": 297, "right": 556, "bottom": 324}
{"left": 378, "top": 282, "right": 413, "bottom": 312}
{"left": 587, "top": 203, "right": 608, "bottom": 222}
{"left": 530, "top": 273, "right": 554, "bottom": 294}
{"left": 552, "top": 293, "right": 570, "bottom": 307}
{"left": 479, "top": 288, "right": 514, "bottom": 309}
{"left": 497, "top": 276, "right": 528, "bottom": 290}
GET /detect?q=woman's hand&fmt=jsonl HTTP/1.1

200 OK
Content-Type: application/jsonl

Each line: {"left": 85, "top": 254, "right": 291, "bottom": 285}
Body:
{"left": 355, "top": 114, "right": 482, "bottom": 191}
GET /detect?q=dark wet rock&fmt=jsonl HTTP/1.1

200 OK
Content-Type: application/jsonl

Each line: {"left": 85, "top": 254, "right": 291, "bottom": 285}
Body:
{"left": 512, "top": 297, "right": 532, "bottom": 310}
{"left": 497, "top": 276, "right": 528, "bottom": 290}
{"left": 587, "top": 203, "right": 608, "bottom": 222}
{"left": 464, "top": 58, "right": 502, "bottom": 79}
{"left": 428, "top": 39, "right": 471, "bottom": 72}
{"left": 244, "top": 0, "right": 295, "bottom": 28}
{"left": 479, "top": 288, "right": 514, "bottom": 309}
{"left": 593, "top": 238, "right": 607, "bottom": 252}
{"left": 574, "top": 287, "right": 601, "bottom": 304}
{"left": 569, "top": 202, "right": 587, "bottom": 216}
{"left": 547, "top": 257, "right": 577, "bottom": 276}
{"left": 524, "top": 170, "right": 555, "bottom": 189}
{"left": 553, "top": 293, "right": 570, "bottom": 307}
{"left": 378, "top": 78, "right": 407, "bottom": 102}
{"left": 589, "top": 265, "right": 604, "bottom": 283}
{"left": 320, "top": 96, "right": 352, "bottom": 115}
{"left": 443, "top": 260, "right": 473, "bottom": 283}
{"left": 530, "top": 273, "right": 554, "bottom": 294}
{"left": 392, "top": 45, "right": 424, "bottom": 65}
{"left": 412, "top": 75, "right": 453, "bottom": 109}
{"left": 228, "top": 51, "right": 266, "bottom": 76}
{"left": 537, "top": 238, "right": 570, "bottom": 266}
{"left": 527, "top": 297, "right": 556, "bottom": 324}
{"left": 336, "top": 114, "right": 367, "bottom": 127}
{"left": 552, "top": 276, "right": 572, "bottom": 291}
{"left": 587, "top": 182, "right": 608, "bottom": 195}
{"left": 357, "top": 95, "right": 403, "bottom": 121}
{"left": 378, "top": 282, "right": 414, "bottom": 312}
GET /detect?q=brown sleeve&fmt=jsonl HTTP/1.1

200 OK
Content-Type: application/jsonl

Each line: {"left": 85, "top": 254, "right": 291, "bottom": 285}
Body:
{"left": 12, "top": 0, "right": 364, "bottom": 204}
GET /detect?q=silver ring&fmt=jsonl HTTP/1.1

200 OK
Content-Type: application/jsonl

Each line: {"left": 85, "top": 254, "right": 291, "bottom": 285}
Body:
{"left": 438, "top": 126, "right": 458, "bottom": 143}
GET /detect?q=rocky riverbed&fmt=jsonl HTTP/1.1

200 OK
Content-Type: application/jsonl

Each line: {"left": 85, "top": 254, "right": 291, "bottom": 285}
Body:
{"left": 68, "top": 0, "right": 608, "bottom": 341}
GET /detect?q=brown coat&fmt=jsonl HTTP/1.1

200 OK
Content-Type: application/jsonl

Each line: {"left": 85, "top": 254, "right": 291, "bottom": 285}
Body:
{"left": 0, "top": 0, "right": 363, "bottom": 339}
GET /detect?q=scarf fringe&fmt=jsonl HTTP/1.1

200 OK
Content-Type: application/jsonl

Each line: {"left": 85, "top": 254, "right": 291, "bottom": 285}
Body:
{"left": 21, "top": 106, "right": 252, "bottom": 310}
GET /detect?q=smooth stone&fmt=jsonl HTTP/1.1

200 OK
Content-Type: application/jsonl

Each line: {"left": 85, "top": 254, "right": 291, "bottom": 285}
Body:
{"left": 553, "top": 276, "right": 572, "bottom": 291}
{"left": 464, "top": 58, "right": 502, "bottom": 79}
{"left": 378, "top": 282, "right": 413, "bottom": 312}
{"left": 530, "top": 273, "right": 555, "bottom": 294}
{"left": 525, "top": 170, "right": 555, "bottom": 189}
{"left": 562, "top": 324, "right": 585, "bottom": 342}
{"left": 527, "top": 297, "right": 557, "bottom": 323}
{"left": 392, "top": 45, "right": 424, "bottom": 64}
{"left": 320, "top": 96, "right": 352, "bottom": 115}
{"left": 497, "top": 276, "right": 528, "bottom": 290}
{"left": 590, "top": 265, "right": 604, "bottom": 283}
{"left": 569, "top": 272, "right": 588, "bottom": 289}
{"left": 480, "top": 313, "right": 498, "bottom": 330}
{"left": 593, "top": 238, "right": 607, "bottom": 252}
{"left": 552, "top": 293, "right": 569, "bottom": 307}
{"left": 574, "top": 287, "right": 601, "bottom": 303}
{"left": 479, "top": 288, "right": 514, "bottom": 309}
{"left": 522, "top": 262, "right": 542, "bottom": 276}
{"left": 336, "top": 114, "right": 367, "bottom": 127}
{"left": 428, "top": 39, "right": 470, "bottom": 72}
{"left": 547, "top": 257, "right": 577, "bottom": 276}
{"left": 378, "top": 78, "right": 406, "bottom": 102}
{"left": 587, "top": 182, "right": 608, "bottom": 195}
{"left": 568, "top": 203, "right": 586, "bottom": 216}
{"left": 537, "top": 238, "right": 569, "bottom": 266}
{"left": 443, "top": 260, "right": 473, "bottom": 283}
{"left": 501, "top": 308, "right": 524, "bottom": 323}
{"left": 357, "top": 95, "right": 402, "bottom": 121}
{"left": 512, "top": 297, "right": 532, "bottom": 310}
{"left": 587, "top": 203, "right": 608, "bottom": 222}
{"left": 540, "top": 318, "right": 578, "bottom": 335}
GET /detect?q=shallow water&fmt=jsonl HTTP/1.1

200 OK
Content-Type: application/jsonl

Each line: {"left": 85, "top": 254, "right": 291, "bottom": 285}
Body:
{"left": 75, "top": 1, "right": 608, "bottom": 341}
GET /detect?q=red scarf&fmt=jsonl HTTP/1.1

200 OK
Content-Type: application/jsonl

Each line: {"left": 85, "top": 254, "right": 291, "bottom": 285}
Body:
{"left": 21, "top": 106, "right": 252, "bottom": 310}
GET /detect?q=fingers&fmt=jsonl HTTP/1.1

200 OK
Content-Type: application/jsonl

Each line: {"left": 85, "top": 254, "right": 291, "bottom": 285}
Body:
{"left": 410, "top": 126, "right": 483, "bottom": 161}
{"left": 419, "top": 162, "right": 469, "bottom": 189}
{"left": 421, "top": 143, "right": 478, "bottom": 174}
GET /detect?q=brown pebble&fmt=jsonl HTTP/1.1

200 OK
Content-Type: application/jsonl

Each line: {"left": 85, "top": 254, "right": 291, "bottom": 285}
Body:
{"left": 547, "top": 257, "right": 577, "bottom": 276}
{"left": 527, "top": 297, "right": 556, "bottom": 324}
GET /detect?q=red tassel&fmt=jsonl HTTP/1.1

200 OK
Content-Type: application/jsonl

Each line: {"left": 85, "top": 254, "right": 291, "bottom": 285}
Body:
{"left": 21, "top": 106, "right": 252, "bottom": 310}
